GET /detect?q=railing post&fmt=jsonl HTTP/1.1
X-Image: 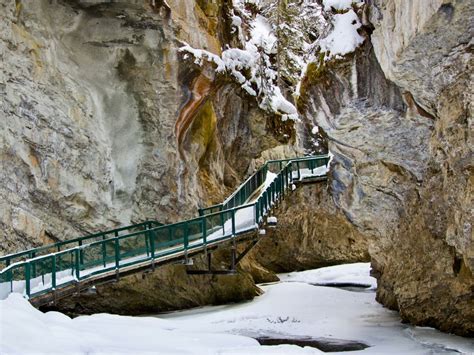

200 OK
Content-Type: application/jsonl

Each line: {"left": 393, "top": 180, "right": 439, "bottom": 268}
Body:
{"left": 145, "top": 231, "right": 150, "bottom": 257}
{"left": 74, "top": 248, "right": 80, "bottom": 280}
{"left": 114, "top": 237, "right": 120, "bottom": 270}
{"left": 266, "top": 191, "right": 270, "bottom": 213}
{"left": 283, "top": 171, "right": 286, "bottom": 193}
{"left": 255, "top": 201, "right": 260, "bottom": 224}
{"left": 25, "top": 262, "right": 31, "bottom": 298}
{"left": 102, "top": 235, "right": 107, "bottom": 267}
{"left": 289, "top": 163, "right": 292, "bottom": 183}
{"left": 114, "top": 236, "right": 120, "bottom": 281}
{"left": 232, "top": 210, "right": 236, "bottom": 236}
{"left": 78, "top": 240, "right": 84, "bottom": 266}
{"left": 51, "top": 255, "right": 56, "bottom": 290}
{"left": 70, "top": 252, "right": 74, "bottom": 276}
{"left": 184, "top": 224, "right": 189, "bottom": 264}
{"left": 149, "top": 230, "right": 155, "bottom": 260}
{"left": 203, "top": 217, "right": 207, "bottom": 246}
{"left": 6, "top": 259, "right": 13, "bottom": 293}
{"left": 31, "top": 252, "right": 36, "bottom": 278}
{"left": 221, "top": 211, "right": 225, "bottom": 236}
{"left": 278, "top": 177, "right": 281, "bottom": 202}
{"left": 184, "top": 223, "right": 189, "bottom": 248}
{"left": 263, "top": 191, "right": 267, "bottom": 215}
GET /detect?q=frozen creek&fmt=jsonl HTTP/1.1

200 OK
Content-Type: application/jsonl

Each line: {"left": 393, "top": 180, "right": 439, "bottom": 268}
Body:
{"left": 1, "top": 263, "right": 473, "bottom": 354}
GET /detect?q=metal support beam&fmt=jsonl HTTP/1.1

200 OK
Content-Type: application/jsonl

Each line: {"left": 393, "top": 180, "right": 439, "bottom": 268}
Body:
{"left": 231, "top": 247, "right": 236, "bottom": 271}
{"left": 186, "top": 270, "right": 237, "bottom": 275}
{"left": 186, "top": 249, "right": 239, "bottom": 275}
{"left": 231, "top": 239, "right": 259, "bottom": 268}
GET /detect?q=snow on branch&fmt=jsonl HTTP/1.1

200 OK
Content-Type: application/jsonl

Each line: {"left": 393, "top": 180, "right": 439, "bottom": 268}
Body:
{"left": 179, "top": 9, "right": 298, "bottom": 121}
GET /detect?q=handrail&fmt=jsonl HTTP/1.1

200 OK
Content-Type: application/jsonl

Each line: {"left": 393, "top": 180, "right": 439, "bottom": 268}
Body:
{"left": 0, "top": 220, "right": 163, "bottom": 268}
{"left": 0, "top": 156, "right": 329, "bottom": 301}
{"left": 199, "top": 155, "right": 329, "bottom": 216}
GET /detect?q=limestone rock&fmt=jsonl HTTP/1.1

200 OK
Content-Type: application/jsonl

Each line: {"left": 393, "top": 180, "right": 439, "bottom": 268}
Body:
{"left": 0, "top": 0, "right": 290, "bottom": 252}
{"left": 299, "top": 0, "right": 473, "bottom": 335}
{"left": 0, "top": 0, "right": 292, "bottom": 311}
{"left": 247, "top": 183, "right": 370, "bottom": 272}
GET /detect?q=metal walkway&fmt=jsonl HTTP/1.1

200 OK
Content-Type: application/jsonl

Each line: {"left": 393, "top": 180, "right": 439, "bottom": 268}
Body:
{"left": 0, "top": 155, "right": 329, "bottom": 307}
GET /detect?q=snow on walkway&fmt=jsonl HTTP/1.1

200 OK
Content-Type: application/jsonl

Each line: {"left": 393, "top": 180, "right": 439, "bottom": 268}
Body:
{"left": 1, "top": 263, "right": 472, "bottom": 354}
{"left": 0, "top": 170, "right": 276, "bottom": 301}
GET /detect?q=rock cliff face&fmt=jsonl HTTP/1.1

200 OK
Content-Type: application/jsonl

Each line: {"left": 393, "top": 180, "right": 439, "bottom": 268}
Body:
{"left": 248, "top": 183, "right": 369, "bottom": 273}
{"left": 299, "top": 0, "right": 473, "bottom": 336}
{"left": 2, "top": 0, "right": 471, "bottom": 337}
{"left": 0, "top": 0, "right": 298, "bottom": 312}
{"left": 0, "top": 0, "right": 292, "bottom": 252}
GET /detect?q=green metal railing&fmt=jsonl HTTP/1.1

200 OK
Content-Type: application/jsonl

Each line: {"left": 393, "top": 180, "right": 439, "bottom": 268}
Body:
{"left": 0, "top": 156, "right": 329, "bottom": 301}
{"left": 199, "top": 155, "right": 329, "bottom": 216}
{"left": 0, "top": 221, "right": 163, "bottom": 273}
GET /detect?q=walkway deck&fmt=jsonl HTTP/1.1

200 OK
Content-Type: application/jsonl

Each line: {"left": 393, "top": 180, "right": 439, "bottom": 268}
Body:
{"left": 0, "top": 155, "right": 330, "bottom": 307}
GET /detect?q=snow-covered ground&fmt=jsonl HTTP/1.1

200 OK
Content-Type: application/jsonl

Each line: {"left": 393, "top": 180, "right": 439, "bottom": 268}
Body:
{"left": 1, "top": 264, "right": 472, "bottom": 354}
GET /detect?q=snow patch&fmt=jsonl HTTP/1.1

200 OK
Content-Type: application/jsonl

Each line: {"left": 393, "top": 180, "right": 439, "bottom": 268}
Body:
{"left": 323, "top": 0, "right": 356, "bottom": 11}
{"left": 319, "top": 10, "right": 365, "bottom": 59}
{"left": 179, "top": 7, "right": 298, "bottom": 121}
{"left": 279, "top": 263, "right": 376, "bottom": 289}
{"left": 267, "top": 216, "right": 277, "bottom": 224}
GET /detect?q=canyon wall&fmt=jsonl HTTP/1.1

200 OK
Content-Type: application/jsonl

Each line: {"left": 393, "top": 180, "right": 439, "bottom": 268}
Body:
{"left": 1, "top": 0, "right": 344, "bottom": 315}
{"left": 298, "top": 0, "right": 473, "bottom": 336}
{"left": 0, "top": 0, "right": 293, "bottom": 253}
{"left": 2, "top": 0, "right": 471, "bottom": 337}
{"left": 0, "top": 0, "right": 297, "bottom": 312}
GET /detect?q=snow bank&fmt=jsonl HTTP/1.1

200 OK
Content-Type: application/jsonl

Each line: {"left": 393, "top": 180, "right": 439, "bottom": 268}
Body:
{"left": 1, "top": 264, "right": 472, "bottom": 354}
{"left": 0, "top": 293, "right": 258, "bottom": 355}
{"left": 279, "top": 262, "right": 377, "bottom": 289}
{"left": 165, "top": 264, "right": 474, "bottom": 354}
